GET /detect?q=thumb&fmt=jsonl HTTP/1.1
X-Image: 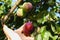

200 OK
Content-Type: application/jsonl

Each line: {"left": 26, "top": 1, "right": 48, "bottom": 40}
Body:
{"left": 15, "top": 23, "right": 26, "bottom": 32}
{"left": 3, "top": 24, "right": 22, "bottom": 40}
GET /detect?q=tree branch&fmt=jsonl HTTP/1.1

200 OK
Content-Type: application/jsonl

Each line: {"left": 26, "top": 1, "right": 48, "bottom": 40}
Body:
{"left": 1, "top": 0, "right": 22, "bottom": 25}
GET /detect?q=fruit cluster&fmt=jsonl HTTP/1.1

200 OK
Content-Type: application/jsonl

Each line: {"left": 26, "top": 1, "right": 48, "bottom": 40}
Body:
{"left": 16, "top": 2, "right": 33, "bottom": 36}
{"left": 16, "top": 2, "right": 33, "bottom": 17}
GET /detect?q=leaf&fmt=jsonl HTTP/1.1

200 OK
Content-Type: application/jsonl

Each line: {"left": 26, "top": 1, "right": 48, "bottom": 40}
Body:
{"left": 33, "top": 22, "right": 38, "bottom": 27}
{"left": 51, "top": 25, "right": 56, "bottom": 33}
{"left": 53, "top": 35, "right": 58, "bottom": 40}
{"left": 58, "top": 37, "right": 60, "bottom": 40}
{"left": 33, "top": 0, "right": 41, "bottom": 2}
{"left": 56, "top": 25, "right": 60, "bottom": 33}
{"left": 37, "top": 16, "right": 47, "bottom": 24}
{"left": 40, "top": 26, "right": 46, "bottom": 33}
{"left": 50, "top": 11, "right": 58, "bottom": 20}
{"left": 43, "top": 31, "right": 52, "bottom": 40}
{"left": 40, "top": 26, "right": 46, "bottom": 38}
{"left": 0, "top": 10, "right": 3, "bottom": 14}
{"left": 48, "top": 0, "right": 55, "bottom": 5}
{"left": 37, "top": 18, "right": 43, "bottom": 24}
{"left": 36, "top": 34, "right": 42, "bottom": 40}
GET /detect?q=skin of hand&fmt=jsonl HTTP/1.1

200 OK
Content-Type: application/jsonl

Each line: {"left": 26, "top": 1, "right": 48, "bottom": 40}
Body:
{"left": 3, "top": 23, "right": 34, "bottom": 40}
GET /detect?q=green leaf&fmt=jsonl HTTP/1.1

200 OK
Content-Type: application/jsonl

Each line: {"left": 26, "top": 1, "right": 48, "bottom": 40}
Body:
{"left": 51, "top": 25, "right": 56, "bottom": 33}
{"left": 43, "top": 31, "right": 52, "bottom": 40}
{"left": 53, "top": 35, "right": 58, "bottom": 40}
{"left": 58, "top": 37, "right": 60, "bottom": 40}
{"left": 56, "top": 25, "right": 60, "bottom": 33}
{"left": 36, "top": 34, "right": 42, "bottom": 40}
{"left": 40, "top": 26, "right": 46, "bottom": 38}
{"left": 40, "top": 26, "right": 46, "bottom": 33}
{"left": 33, "top": 22, "right": 38, "bottom": 27}
{"left": 50, "top": 11, "right": 58, "bottom": 20}
{"left": 37, "top": 16, "right": 47, "bottom": 24}
{"left": 33, "top": 0, "right": 41, "bottom": 2}
{"left": 0, "top": 10, "right": 3, "bottom": 14}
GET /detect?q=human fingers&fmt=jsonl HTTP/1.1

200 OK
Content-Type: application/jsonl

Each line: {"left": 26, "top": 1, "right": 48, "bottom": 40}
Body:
{"left": 3, "top": 24, "right": 22, "bottom": 40}
{"left": 14, "top": 23, "right": 26, "bottom": 33}
{"left": 25, "top": 37, "right": 34, "bottom": 40}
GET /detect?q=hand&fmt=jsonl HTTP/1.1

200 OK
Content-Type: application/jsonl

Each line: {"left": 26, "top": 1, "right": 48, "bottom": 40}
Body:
{"left": 3, "top": 23, "right": 34, "bottom": 40}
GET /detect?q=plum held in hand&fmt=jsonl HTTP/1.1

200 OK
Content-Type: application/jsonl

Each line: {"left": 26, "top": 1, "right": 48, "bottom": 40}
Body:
{"left": 22, "top": 2, "right": 33, "bottom": 12}
{"left": 23, "top": 21, "right": 34, "bottom": 36}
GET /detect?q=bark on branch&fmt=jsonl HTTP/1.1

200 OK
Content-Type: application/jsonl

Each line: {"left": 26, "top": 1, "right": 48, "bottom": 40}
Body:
{"left": 1, "top": 0, "right": 22, "bottom": 25}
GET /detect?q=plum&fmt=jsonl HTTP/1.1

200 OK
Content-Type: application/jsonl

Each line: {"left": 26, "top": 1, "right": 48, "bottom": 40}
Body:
{"left": 23, "top": 21, "right": 34, "bottom": 36}
{"left": 22, "top": 2, "right": 33, "bottom": 12}
{"left": 16, "top": 8, "right": 24, "bottom": 17}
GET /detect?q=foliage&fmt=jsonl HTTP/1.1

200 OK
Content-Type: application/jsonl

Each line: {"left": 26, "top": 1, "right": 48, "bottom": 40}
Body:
{"left": 0, "top": 0, "right": 60, "bottom": 40}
